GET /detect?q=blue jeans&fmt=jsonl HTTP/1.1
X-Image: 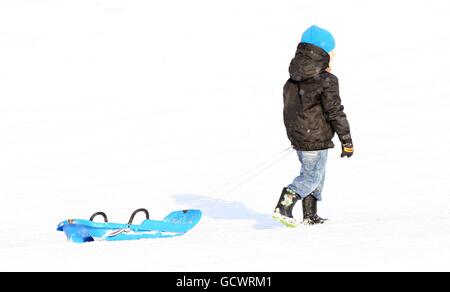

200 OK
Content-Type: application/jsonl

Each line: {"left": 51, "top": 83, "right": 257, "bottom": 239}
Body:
{"left": 288, "top": 150, "right": 328, "bottom": 201}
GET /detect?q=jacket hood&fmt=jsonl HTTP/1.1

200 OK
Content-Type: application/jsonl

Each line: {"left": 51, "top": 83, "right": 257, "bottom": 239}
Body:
{"left": 289, "top": 43, "right": 330, "bottom": 81}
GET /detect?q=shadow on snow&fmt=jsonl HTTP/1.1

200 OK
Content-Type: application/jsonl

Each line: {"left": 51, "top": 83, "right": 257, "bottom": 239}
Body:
{"left": 173, "top": 194, "right": 281, "bottom": 230}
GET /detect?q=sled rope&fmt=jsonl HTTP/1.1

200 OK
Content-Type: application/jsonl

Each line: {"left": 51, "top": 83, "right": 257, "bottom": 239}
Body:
{"left": 210, "top": 146, "right": 295, "bottom": 196}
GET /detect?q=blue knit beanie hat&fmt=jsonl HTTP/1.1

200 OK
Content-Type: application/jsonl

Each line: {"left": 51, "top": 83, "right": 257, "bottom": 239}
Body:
{"left": 301, "top": 25, "right": 335, "bottom": 53}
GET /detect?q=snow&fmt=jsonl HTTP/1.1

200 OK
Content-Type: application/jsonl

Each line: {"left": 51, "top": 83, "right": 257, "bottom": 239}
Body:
{"left": 1, "top": 0, "right": 450, "bottom": 271}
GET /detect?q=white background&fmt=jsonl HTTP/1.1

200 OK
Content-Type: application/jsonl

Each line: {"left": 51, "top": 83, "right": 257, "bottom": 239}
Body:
{"left": 1, "top": 0, "right": 449, "bottom": 271}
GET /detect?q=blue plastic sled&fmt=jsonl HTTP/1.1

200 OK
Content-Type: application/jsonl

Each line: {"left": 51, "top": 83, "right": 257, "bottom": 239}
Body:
{"left": 57, "top": 209, "right": 202, "bottom": 243}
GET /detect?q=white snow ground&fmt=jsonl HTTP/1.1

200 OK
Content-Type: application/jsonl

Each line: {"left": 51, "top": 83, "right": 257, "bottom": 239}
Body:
{"left": 1, "top": 0, "right": 450, "bottom": 272}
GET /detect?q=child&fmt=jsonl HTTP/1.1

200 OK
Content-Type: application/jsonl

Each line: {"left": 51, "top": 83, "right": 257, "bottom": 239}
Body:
{"left": 273, "top": 25, "right": 353, "bottom": 227}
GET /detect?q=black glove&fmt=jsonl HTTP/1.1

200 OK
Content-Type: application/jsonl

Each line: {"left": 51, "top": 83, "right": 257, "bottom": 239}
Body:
{"left": 341, "top": 143, "right": 354, "bottom": 158}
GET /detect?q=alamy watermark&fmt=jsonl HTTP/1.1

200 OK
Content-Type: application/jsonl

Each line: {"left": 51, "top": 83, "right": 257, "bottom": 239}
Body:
{"left": 176, "top": 275, "right": 271, "bottom": 289}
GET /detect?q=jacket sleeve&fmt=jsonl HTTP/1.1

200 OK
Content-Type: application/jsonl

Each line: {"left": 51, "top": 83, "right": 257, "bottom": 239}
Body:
{"left": 321, "top": 74, "right": 353, "bottom": 145}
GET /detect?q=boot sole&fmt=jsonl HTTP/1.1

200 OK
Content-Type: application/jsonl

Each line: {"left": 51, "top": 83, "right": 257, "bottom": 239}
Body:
{"left": 273, "top": 214, "right": 330, "bottom": 227}
{"left": 303, "top": 219, "right": 329, "bottom": 226}
{"left": 272, "top": 213, "right": 300, "bottom": 228}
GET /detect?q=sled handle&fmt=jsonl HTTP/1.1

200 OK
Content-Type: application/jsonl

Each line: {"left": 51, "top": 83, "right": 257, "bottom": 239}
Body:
{"left": 128, "top": 208, "right": 150, "bottom": 225}
{"left": 90, "top": 212, "right": 108, "bottom": 223}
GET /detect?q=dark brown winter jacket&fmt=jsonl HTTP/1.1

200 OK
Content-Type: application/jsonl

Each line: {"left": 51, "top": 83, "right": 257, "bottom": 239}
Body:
{"left": 283, "top": 43, "right": 352, "bottom": 151}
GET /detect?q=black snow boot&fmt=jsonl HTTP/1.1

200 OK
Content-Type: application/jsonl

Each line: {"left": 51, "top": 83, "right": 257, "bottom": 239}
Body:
{"left": 273, "top": 188, "right": 300, "bottom": 227}
{"left": 302, "top": 195, "right": 327, "bottom": 225}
